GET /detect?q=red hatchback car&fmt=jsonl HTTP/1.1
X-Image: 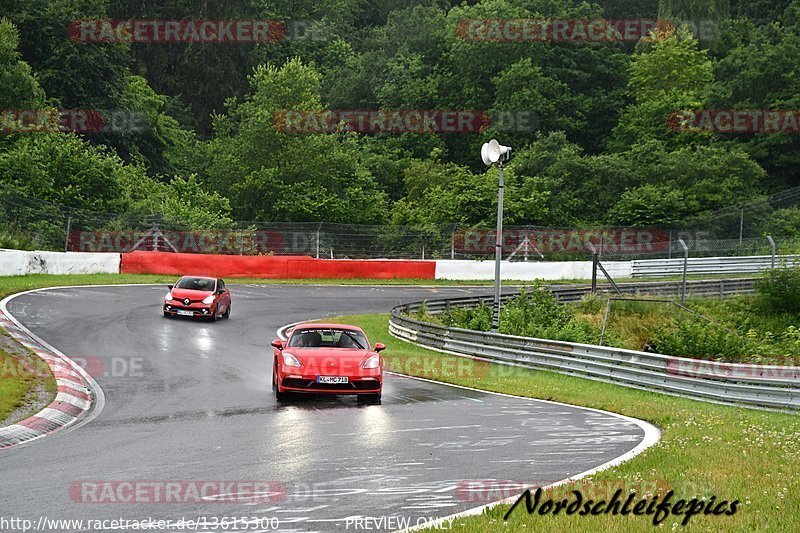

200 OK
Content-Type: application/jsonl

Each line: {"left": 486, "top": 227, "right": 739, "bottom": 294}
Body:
{"left": 163, "top": 276, "right": 231, "bottom": 321}
{"left": 272, "top": 324, "right": 385, "bottom": 403}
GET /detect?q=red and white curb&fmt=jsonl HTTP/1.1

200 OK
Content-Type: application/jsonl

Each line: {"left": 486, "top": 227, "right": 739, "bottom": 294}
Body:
{"left": 0, "top": 290, "right": 102, "bottom": 450}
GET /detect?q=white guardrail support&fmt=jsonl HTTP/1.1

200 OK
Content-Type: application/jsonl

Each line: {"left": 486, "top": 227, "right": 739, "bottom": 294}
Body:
{"left": 389, "top": 278, "right": 800, "bottom": 411}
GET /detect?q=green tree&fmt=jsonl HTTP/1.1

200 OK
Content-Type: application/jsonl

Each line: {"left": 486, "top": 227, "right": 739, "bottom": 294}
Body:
{"left": 205, "top": 59, "right": 388, "bottom": 223}
{"left": 2, "top": 0, "right": 131, "bottom": 111}
{"left": 0, "top": 18, "right": 46, "bottom": 110}
{"left": 607, "top": 183, "right": 689, "bottom": 226}
{"left": 628, "top": 30, "right": 713, "bottom": 102}
{"left": 0, "top": 132, "right": 134, "bottom": 212}
{"left": 103, "top": 75, "right": 196, "bottom": 177}
{"left": 611, "top": 28, "right": 712, "bottom": 150}
{"left": 659, "top": 0, "right": 730, "bottom": 21}
{"left": 707, "top": 10, "right": 800, "bottom": 188}
{"left": 390, "top": 156, "right": 498, "bottom": 227}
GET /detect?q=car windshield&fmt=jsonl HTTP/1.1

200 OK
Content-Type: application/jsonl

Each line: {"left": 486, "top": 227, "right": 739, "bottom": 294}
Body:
{"left": 288, "top": 328, "right": 368, "bottom": 349}
{"left": 175, "top": 277, "right": 215, "bottom": 291}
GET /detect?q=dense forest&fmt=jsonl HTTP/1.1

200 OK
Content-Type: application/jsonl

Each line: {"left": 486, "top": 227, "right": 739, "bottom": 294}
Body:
{"left": 1, "top": 0, "right": 799, "bottom": 236}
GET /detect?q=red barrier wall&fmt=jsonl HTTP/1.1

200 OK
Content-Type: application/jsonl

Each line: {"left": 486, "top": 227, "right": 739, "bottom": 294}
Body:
{"left": 120, "top": 251, "right": 436, "bottom": 279}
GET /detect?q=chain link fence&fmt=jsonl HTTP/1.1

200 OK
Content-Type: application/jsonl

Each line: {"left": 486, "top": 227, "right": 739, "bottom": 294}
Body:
{"left": 3, "top": 183, "right": 800, "bottom": 261}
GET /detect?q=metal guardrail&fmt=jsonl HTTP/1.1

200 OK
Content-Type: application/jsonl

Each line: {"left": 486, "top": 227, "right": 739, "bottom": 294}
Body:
{"left": 631, "top": 255, "right": 800, "bottom": 278}
{"left": 389, "top": 278, "right": 799, "bottom": 411}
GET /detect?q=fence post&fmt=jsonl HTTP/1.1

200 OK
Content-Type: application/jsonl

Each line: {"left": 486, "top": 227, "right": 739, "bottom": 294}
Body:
{"left": 589, "top": 242, "right": 598, "bottom": 294}
{"left": 667, "top": 229, "right": 672, "bottom": 259}
{"left": 766, "top": 235, "right": 776, "bottom": 269}
{"left": 679, "top": 239, "right": 689, "bottom": 304}
{"left": 153, "top": 213, "right": 163, "bottom": 252}
{"left": 63, "top": 208, "right": 73, "bottom": 252}
{"left": 316, "top": 222, "right": 322, "bottom": 259}
{"left": 739, "top": 207, "right": 744, "bottom": 244}
{"left": 450, "top": 224, "right": 457, "bottom": 260}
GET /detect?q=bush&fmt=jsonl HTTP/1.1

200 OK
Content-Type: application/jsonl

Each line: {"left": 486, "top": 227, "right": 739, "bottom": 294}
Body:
{"left": 440, "top": 304, "right": 493, "bottom": 332}
{"left": 756, "top": 267, "right": 800, "bottom": 313}
{"left": 0, "top": 224, "right": 37, "bottom": 250}
{"left": 433, "top": 285, "right": 606, "bottom": 344}
{"left": 647, "top": 317, "right": 745, "bottom": 361}
{"left": 498, "top": 287, "right": 574, "bottom": 335}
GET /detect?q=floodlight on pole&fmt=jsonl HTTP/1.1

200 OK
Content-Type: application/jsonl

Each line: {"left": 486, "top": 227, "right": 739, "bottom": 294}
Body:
{"left": 481, "top": 139, "right": 512, "bottom": 333}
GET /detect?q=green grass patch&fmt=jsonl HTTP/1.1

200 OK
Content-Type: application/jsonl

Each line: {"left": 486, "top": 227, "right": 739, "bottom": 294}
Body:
{"left": 330, "top": 312, "right": 800, "bottom": 532}
{"left": 0, "top": 351, "right": 36, "bottom": 421}
{"left": 0, "top": 273, "right": 536, "bottom": 300}
{"left": 0, "top": 331, "right": 55, "bottom": 424}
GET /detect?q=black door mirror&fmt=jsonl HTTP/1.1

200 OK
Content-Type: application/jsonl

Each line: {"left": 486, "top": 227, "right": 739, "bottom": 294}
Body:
{"left": 167, "top": 285, "right": 173, "bottom": 290}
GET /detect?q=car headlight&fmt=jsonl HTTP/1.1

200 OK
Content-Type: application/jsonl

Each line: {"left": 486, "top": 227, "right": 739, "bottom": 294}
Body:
{"left": 202, "top": 294, "right": 215, "bottom": 305}
{"left": 362, "top": 355, "right": 381, "bottom": 369}
{"left": 282, "top": 353, "right": 302, "bottom": 367}
{"left": 165, "top": 292, "right": 173, "bottom": 301}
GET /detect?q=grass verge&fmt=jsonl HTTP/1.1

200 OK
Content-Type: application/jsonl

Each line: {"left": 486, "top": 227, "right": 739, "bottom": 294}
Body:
{"left": 0, "top": 273, "right": 547, "bottom": 300}
{"left": 0, "top": 272, "right": 762, "bottom": 302}
{"left": 331, "top": 313, "right": 800, "bottom": 532}
{"left": 0, "top": 331, "right": 56, "bottom": 425}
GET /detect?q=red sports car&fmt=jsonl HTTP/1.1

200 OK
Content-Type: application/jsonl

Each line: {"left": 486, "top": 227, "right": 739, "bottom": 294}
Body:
{"left": 271, "top": 324, "right": 385, "bottom": 403}
{"left": 163, "top": 276, "right": 232, "bottom": 321}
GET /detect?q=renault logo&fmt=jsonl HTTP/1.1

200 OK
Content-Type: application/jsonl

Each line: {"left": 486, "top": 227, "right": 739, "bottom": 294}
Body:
{"left": 184, "top": 298, "right": 190, "bottom": 305}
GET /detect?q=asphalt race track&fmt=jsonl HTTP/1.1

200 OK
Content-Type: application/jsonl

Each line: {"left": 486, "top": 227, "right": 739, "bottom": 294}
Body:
{"left": 0, "top": 285, "right": 648, "bottom": 532}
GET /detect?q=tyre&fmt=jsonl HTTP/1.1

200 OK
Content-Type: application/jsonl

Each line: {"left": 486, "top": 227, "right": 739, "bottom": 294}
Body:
{"left": 209, "top": 306, "right": 218, "bottom": 322}
{"left": 163, "top": 311, "right": 171, "bottom": 318}
{"left": 273, "top": 365, "right": 287, "bottom": 401}
{"left": 223, "top": 304, "right": 230, "bottom": 319}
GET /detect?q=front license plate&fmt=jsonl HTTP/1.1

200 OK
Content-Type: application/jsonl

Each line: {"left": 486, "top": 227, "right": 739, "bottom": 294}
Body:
{"left": 317, "top": 376, "right": 348, "bottom": 384}
{"left": 177, "top": 310, "right": 194, "bottom": 316}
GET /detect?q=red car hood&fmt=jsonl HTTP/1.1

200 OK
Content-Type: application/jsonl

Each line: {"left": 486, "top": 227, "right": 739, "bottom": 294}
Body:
{"left": 170, "top": 287, "right": 213, "bottom": 299}
{"left": 283, "top": 348, "right": 377, "bottom": 374}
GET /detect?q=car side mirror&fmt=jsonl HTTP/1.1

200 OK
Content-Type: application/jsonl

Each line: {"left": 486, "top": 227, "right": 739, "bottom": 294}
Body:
{"left": 374, "top": 343, "right": 386, "bottom": 352}
{"left": 271, "top": 339, "right": 283, "bottom": 350}
{"left": 217, "top": 288, "right": 225, "bottom": 294}
{"left": 167, "top": 285, "right": 173, "bottom": 290}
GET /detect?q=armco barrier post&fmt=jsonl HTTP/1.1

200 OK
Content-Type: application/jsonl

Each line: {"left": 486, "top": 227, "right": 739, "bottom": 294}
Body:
{"left": 678, "top": 239, "right": 689, "bottom": 304}
{"left": 767, "top": 235, "right": 776, "bottom": 269}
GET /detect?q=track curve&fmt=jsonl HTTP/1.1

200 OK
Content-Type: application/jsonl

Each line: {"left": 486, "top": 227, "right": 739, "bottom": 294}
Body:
{"left": 0, "top": 285, "right": 653, "bottom": 532}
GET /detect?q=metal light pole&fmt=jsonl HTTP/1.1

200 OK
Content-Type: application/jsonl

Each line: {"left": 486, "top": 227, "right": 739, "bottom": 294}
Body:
{"left": 492, "top": 162, "right": 505, "bottom": 332}
{"left": 481, "top": 140, "right": 512, "bottom": 333}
